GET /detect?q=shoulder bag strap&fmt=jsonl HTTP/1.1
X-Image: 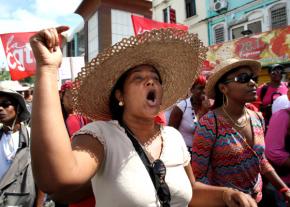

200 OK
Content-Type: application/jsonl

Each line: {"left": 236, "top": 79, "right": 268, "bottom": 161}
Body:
{"left": 120, "top": 123, "right": 157, "bottom": 189}
{"left": 120, "top": 122, "right": 172, "bottom": 206}
{"left": 211, "top": 111, "right": 218, "bottom": 159}
{"left": 213, "top": 111, "right": 218, "bottom": 140}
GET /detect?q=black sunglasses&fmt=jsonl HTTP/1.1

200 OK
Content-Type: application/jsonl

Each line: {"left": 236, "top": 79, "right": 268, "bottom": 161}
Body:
{"left": 152, "top": 159, "right": 171, "bottom": 206}
{"left": 223, "top": 73, "right": 258, "bottom": 84}
{"left": 0, "top": 100, "right": 14, "bottom": 108}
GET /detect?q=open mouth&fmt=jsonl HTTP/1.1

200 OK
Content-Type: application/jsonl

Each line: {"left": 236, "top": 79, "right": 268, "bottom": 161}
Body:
{"left": 146, "top": 90, "right": 157, "bottom": 105}
{"left": 0, "top": 114, "right": 6, "bottom": 118}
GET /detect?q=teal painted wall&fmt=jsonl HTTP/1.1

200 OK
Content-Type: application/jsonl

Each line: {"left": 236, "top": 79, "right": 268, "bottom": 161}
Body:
{"left": 205, "top": 0, "right": 255, "bottom": 18}
{"left": 206, "top": 0, "right": 281, "bottom": 45}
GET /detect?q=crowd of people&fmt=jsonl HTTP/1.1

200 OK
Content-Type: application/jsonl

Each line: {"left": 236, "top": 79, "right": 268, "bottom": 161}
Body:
{"left": 0, "top": 26, "right": 289, "bottom": 207}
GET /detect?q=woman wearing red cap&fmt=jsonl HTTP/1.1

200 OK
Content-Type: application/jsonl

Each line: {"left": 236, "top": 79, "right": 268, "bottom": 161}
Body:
{"left": 169, "top": 75, "right": 210, "bottom": 157}
{"left": 59, "top": 81, "right": 94, "bottom": 207}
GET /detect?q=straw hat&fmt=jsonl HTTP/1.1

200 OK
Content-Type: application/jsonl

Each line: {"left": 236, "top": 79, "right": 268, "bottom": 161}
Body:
{"left": 0, "top": 87, "right": 30, "bottom": 122}
{"left": 72, "top": 28, "right": 207, "bottom": 120}
{"left": 205, "top": 58, "right": 261, "bottom": 99}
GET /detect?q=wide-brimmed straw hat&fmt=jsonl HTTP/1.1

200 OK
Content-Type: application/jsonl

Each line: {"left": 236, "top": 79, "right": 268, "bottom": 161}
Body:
{"left": 72, "top": 28, "right": 207, "bottom": 120}
{"left": 205, "top": 58, "right": 261, "bottom": 99}
{"left": 0, "top": 87, "right": 30, "bottom": 122}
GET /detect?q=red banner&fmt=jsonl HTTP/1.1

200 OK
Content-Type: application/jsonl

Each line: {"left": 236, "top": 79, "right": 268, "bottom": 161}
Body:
{"left": 0, "top": 32, "right": 36, "bottom": 80}
{"left": 131, "top": 15, "right": 188, "bottom": 35}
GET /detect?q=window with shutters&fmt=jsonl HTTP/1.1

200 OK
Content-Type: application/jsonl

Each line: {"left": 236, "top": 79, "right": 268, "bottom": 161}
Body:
{"left": 270, "top": 4, "right": 287, "bottom": 29}
{"left": 214, "top": 25, "right": 225, "bottom": 44}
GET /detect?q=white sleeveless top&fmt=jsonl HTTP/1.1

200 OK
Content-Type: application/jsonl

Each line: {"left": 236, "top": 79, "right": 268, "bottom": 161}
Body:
{"left": 176, "top": 98, "right": 198, "bottom": 147}
{"left": 75, "top": 120, "right": 192, "bottom": 207}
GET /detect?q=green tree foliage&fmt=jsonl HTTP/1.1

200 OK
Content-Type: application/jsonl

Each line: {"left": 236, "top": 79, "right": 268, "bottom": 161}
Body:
{"left": 20, "top": 76, "right": 35, "bottom": 85}
{"left": 0, "top": 71, "right": 11, "bottom": 81}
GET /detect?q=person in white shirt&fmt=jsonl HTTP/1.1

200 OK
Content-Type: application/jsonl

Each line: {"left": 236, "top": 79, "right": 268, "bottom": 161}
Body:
{"left": 0, "top": 88, "right": 43, "bottom": 207}
{"left": 272, "top": 83, "right": 290, "bottom": 114}
{"left": 168, "top": 75, "right": 210, "bottom": 152}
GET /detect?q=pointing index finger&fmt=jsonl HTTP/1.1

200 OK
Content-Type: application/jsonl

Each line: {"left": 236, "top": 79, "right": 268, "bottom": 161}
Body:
{"left": 56, "top": 26, "right": 70, "bottom": 34}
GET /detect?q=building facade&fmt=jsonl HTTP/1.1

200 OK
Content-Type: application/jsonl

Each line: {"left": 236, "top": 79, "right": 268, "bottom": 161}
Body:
{"left": 204, "top": 0, "right": 290, "bottom": 82}
{"left": 152, "top": 0, "right": 290, "bottom": 83}
{"left": 206, "top": 0, "right": 289, "bottom": 45}
{"left": 152, "top": 0, "right": 209, "bottom": 46}
{"left": 67, "top": 0, "right": 151, "bottom": 62}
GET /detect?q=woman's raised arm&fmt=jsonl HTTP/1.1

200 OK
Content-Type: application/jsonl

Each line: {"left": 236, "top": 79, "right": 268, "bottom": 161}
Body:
{"left": 30, "top": 27, "right": 103, "bottom": 194}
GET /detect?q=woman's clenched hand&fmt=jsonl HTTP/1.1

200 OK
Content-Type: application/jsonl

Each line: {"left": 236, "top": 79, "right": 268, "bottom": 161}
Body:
{"left": 30, "top": 26, "right": 69, "bottom": 72}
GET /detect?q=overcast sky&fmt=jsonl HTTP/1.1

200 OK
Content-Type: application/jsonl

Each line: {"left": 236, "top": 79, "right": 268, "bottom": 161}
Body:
{"left": 0, "top": 0, "right": 84, "bottom": 70}
{"left": 0, "top": 0, "right": 83, "bottom": 34}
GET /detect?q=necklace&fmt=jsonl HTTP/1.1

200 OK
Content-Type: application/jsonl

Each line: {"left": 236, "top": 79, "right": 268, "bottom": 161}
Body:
{"left": 141, "top": 129, "right": 162, "bottom": 147}
{"left": 222, "top": 106, "right": 249, "bottom": 128}
{"left": 123, "top": 124, "right": 162, "bottom": 162}
{"left": 123, "top": 123, "right": 161, "bottom": 147}
{"left": 141, "top": 131, "right": 162, "bottom": 162}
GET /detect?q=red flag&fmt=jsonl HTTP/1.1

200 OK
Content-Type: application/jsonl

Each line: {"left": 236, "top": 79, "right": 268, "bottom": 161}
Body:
{"left": 0, "top": 32, "right": 36, "bottom": 80}
{"left": 1, "top": 31, "right": 63, "bottom": 80}
{"left": 131, "top": 15, "right": 188, "bottom": 35}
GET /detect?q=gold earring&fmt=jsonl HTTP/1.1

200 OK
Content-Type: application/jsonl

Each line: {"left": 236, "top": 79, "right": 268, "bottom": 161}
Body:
{"left": 118, "top": 101, "right": 124, "bottom": 106}
{"left": 223, "top": 94, "right": 228, "bottom": 107}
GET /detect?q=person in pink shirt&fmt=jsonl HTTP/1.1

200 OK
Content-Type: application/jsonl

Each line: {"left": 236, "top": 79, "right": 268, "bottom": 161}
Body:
{"left": 265, "top": 108, "right": 290, "bottom": 184}
{"left": 265, "top": 107, "right": 290, "bottom": 207}
{"left": 257, "top": 64, "right": 288, "bottom": 127}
